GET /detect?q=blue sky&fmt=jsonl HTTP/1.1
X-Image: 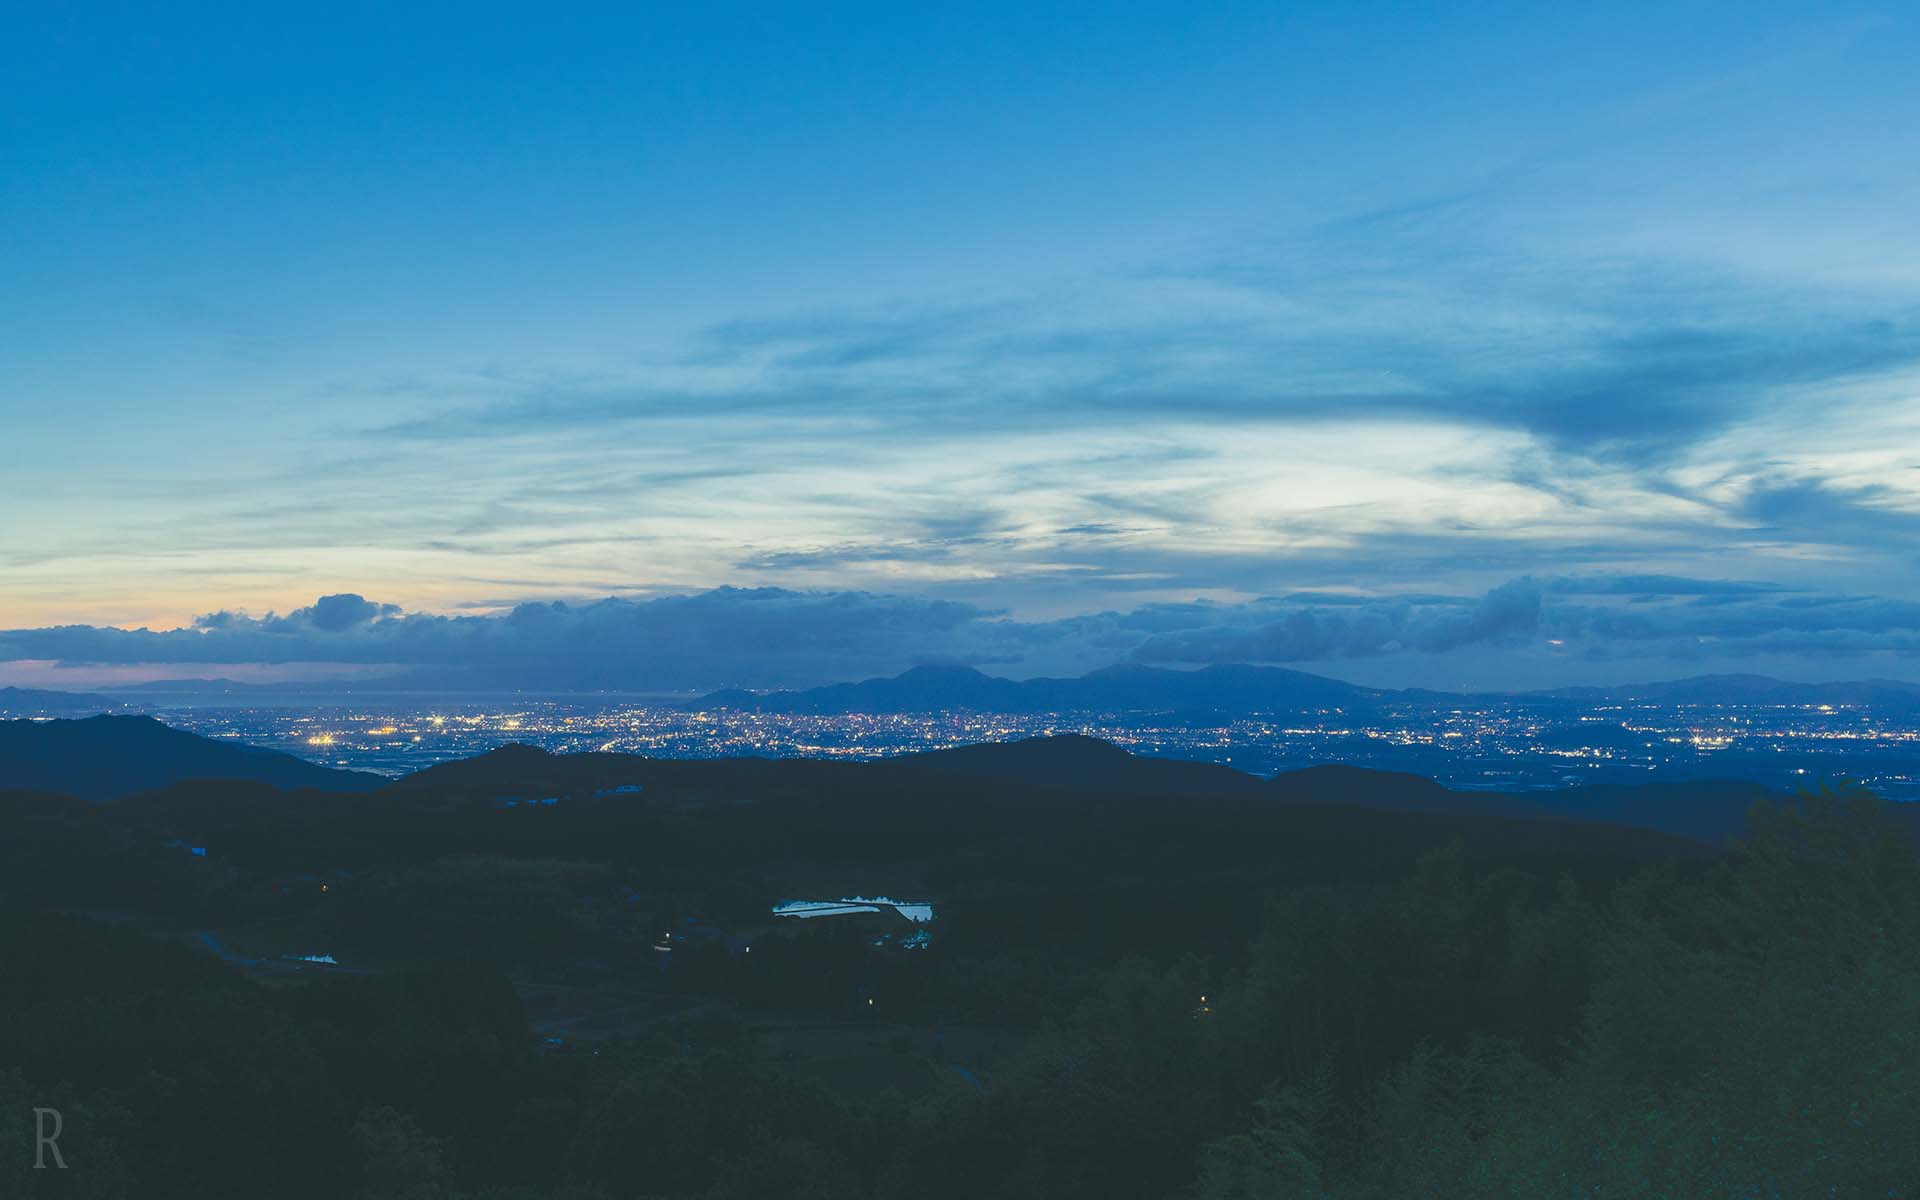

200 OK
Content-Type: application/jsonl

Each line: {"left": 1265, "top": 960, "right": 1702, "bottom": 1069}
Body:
{"left": 3, "top": 2, "right": 1918, "bottom": 691}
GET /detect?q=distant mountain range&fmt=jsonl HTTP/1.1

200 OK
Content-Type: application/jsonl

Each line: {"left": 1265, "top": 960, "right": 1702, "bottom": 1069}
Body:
{"left": 102, "top": 677, "right": 284, "bottom": 693}
{"left": 0, "top": 715, "right": 384, "bottom": 800}
{"left": 696, "top": 663, "right": 1380, "bottom": 715}
{"left": 693, "top": 663, "right": 1920, "bottom": 716}
{"left": 8, "top": 664, "right": 1917, "bottom": 717}
{"left": 99, "top": 677, "right": 419, "bottom": 697}
{"left": 0, "top": 686, "right": 122, "bottom": 716}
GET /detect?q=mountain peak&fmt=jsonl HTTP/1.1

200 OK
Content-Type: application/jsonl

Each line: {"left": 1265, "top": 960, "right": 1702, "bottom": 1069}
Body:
{"left": 693, "top": 661, "right": 1373, "bottom": 716}
{"left": 896, "top": 663, "right": 992, "bottom": 681}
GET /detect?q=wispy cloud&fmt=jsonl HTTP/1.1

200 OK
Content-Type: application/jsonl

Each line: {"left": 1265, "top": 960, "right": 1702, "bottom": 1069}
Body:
{"left": 311, "top": 225, "right": 1920, "bottom": 618}
{"left": 6, "top": 190, "right": 1917, "bottom": 663}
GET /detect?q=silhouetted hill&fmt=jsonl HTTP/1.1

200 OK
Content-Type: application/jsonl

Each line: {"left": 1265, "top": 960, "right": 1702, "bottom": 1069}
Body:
{"left": 894, "top": 728, "right": 1788, "bottom": 845}
{"left": 1523, "top": 779, "right": 1788, "bottom": 842}
{"left": 0, "top": 686, "right": 121, "bottom": 715}
{"left": 373, "top": 729, "right": 1788, "bottom": 844}
{"left": 0, "top": 731, "right": 1906, "bottom": 1200}
{"left": 56, "top": 728, "right": 1712, "bottom": 914}
{"left": 0, "top": 715, "right": 384, "bottom": 800}
{"left": 383, "top": 743, "right": 656, "bottom": 801}
{"left": 908, "top": 740, "right": 1736, "bottom": 827}
{"left": 694, "top": 662, "right": 1378, "bottom": 715}
{"left": 894, "top": 733, "right": 1264, "bottom": 795}
{"left": 1268, "top": 763, "right": 1455, "bottom": 805}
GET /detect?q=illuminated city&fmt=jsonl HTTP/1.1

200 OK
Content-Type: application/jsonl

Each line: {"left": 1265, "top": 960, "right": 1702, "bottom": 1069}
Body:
{"left": 123, "top": 694, "right": 1920, "bottom": 800}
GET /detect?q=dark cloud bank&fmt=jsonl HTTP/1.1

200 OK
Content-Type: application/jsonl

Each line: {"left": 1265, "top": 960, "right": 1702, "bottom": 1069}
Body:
{"left": 6, "top": 575, "right": 1920, "bottom": 692}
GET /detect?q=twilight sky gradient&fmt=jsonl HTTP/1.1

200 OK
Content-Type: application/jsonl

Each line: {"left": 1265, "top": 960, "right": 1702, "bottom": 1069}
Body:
{"left": 3, "top": 2, "right": 1918, "bottom": 691}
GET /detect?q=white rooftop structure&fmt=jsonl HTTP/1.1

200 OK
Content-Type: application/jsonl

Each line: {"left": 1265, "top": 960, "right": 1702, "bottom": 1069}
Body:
{"left": 772, "top": 895, "right": 935, "bottom": 923}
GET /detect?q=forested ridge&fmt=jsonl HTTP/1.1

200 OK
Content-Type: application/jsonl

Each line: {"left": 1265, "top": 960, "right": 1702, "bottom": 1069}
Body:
{"left": 2, "top": 736, "right": 1913, "bottom": 1196}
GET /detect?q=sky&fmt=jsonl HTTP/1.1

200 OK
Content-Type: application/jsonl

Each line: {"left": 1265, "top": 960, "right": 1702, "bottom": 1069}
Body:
{"left": 3, "top": 1, "right": 1918, "bottom": 692}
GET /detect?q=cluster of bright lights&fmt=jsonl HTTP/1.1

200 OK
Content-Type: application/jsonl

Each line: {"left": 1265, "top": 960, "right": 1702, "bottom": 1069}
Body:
{"left": 135, "top": 693, "right": 1920, "bottom": 801}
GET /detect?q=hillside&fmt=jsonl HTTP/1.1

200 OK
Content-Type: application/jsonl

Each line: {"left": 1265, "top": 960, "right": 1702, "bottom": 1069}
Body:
{"left": 892, "top": 733, "right": 1264, "bottom": 795}
{"left": 1, "top": 721, "right": 1891, "bottom": 1200}
{"left": 0, "top": 715, "right": 385, "bottom": 800}
{"left": 369, "top": 729, "right": 1785, "bottom": 845}
{"left": 1269, "top": 763, "right": 1783, "bottom": 842}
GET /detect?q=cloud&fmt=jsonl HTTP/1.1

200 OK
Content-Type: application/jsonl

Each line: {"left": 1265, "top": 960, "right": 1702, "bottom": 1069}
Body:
{"left": 1466, "top": 320, "right": 1920, "bottom": 466}
{"left": 1543, "top": 574, "right": 1795, "bottom": 597}
{"left": 6, "top": 189, "right": 1918, "bottom": 681}
{"left": 0, "top": 588, "right": 991, "bottom": 691}
{"left": 294, "top": 593, "right": 404, "bottom": 631}
{"left": 1119, "top": 580, "right": 1542, "bottom": 665}
{"left": 357, "top": 208, "right": 1920, "bottom": 492}
{"left": 190, "top": 593, "right": 403, "bottom": 634}
{"left": 370, "top": 287, "right": 1920, "bottom": 477}
{"left": 13, "top": 189, "right": 1916, "bottom": 651}
{"left": 262, "top": 228, "right": 1917, "bottom": 642}
{"left": 12, "top": 573, "right": 1920, "bottom": 692}
{"left": 1736, "top": 476, "right": 1920, "bottom": 548}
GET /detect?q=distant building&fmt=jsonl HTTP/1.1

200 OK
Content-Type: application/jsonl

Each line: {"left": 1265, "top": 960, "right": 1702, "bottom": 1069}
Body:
{"left": 771, "top": 896, "right": 936, "bottom": 923}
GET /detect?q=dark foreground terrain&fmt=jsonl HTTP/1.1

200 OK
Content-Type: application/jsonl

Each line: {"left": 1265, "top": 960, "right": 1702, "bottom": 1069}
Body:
{"left": 3, "top": 718, "right": 1917, "bottom": 1197}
